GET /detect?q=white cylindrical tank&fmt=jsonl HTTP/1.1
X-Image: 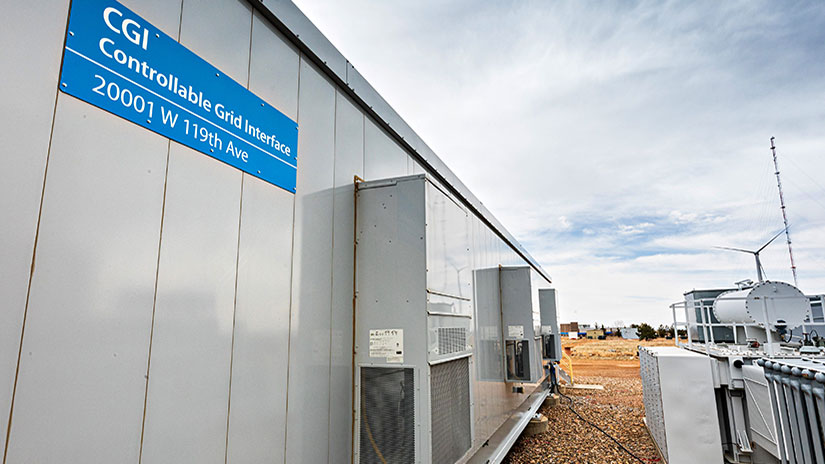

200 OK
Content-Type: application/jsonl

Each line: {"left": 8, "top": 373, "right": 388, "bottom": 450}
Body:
{"left": 712, "top": 281, "right": 810, "bottom": 328}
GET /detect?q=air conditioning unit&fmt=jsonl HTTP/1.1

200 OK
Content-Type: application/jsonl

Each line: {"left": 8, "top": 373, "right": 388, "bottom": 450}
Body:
{"left": 499, "top": 266, "right": 544, "bottom": 384}
{"left": 354, "top": 175, "right": 474, "bottom": 464}
{"left": 538, "top": 288, "right": 562, "bottom": 362}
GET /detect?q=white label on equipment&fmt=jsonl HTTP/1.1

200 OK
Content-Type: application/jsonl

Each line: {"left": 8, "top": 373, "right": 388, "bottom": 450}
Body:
{"left": 369, "top": 329, "right": 404, "bottom": 363}
{"left": 508, "top": 325, "right": 524, "bottom": 339}
{"left": 541, "top": 325, "right": 553, "bottom": 335}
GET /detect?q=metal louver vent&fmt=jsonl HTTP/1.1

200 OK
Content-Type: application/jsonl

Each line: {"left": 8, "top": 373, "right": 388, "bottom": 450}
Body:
{"left": 359, "top": 367, "right": 415, "bottom": 464}
{"left": 639, "top": 349, "right": 668, "bottom": 459}
{"left": 430, "top": 357, "right": 471, "bottom": 464}
{"left": 437, "top": 327, "right": 466, "bottom": 355}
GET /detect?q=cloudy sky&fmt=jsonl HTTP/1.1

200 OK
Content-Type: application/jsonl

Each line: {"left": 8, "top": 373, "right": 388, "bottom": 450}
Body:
{"left": 293, "top": 0, "right": 825, "bottom": 326}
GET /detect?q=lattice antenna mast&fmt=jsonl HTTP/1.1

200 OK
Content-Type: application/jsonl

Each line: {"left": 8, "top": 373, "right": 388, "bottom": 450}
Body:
{"left": 770, "top": 137, "right": 798, "bottom": 286}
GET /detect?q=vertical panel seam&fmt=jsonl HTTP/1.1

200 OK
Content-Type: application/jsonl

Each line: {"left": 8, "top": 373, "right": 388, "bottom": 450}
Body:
{"left": 3, "top": 2, "right": 73, "bottom": 459}
{"left": 1, "top": 69, "right": 63, "bottom": 464}
{"left": 137, "top": 141, "right": 172, "bottom": 464}
{"left": 137, "top": 4, "right": 183, "bottom": 462}
{"left": 282, "top": 55, "right": 303, "bottom": 463}
{"left": 224, "top": 10, "right": 254, "bottom": 464}
{"left": 326, "top": 91, "right": 339, "bottom": 463}
{"left": 224, "top": 175, "right": 245, "bottom": 464}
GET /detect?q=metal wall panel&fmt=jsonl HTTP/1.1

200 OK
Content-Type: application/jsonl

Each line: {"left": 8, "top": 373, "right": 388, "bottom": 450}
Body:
{"left": 249, "top": 12, "right": 300, "bottom": 121}
{"left": 179, "top": 0, "right": 252, "bottom": 84}
{"left": 364, "top": 118, "right": 409, "bottom": 180}
{"left": 425, "top": 182, "right": 471, "bottom": 301}
{"left": 473, "top": 267, "right": 503, "bottom": 383}
{"left": 284, "top": 59, "right": 336, "bottom": 464}
{"left": 328, "top": 92, "right": 365, "bottom": 462}
{"left": 120, "top": 0, "right": 183, "bottom": 38}
{"left": 140, "top": 143, "right": 242, "bottom": 464}
{"left": 0, "top": 0, "right": 66, "bottom": 448}
{"left": 142, "top": 2, "right": 251, "bottom": 460}
{"left": 260, "top": 0, "right": 349, "bottom": 80}
{"left": 223, "top": 11, "right": 301, "bottom": 464}
{"left": 345, "top": 64, "right": 423, "bottom": 155}
{"left": 5, "top": 95, "right": 168, "bottom": 463}
{"left": 226, "top": 176, "right": 294, "bottom": 464}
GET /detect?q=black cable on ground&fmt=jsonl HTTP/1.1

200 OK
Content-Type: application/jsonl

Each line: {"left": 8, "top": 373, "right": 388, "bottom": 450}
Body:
{"left": 556, "top": 389, "right": 647, "bottom": 464}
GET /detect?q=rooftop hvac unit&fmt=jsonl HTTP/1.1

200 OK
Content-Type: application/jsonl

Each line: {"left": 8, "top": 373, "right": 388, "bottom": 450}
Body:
{"left": 639, "top": 347, "right": 723, "bottom": 464}
{"left": 355, "top": 175, "right": 474, "bottom": 464}
{"left": 538, "top": 288, "right": 562, "bottom": 362}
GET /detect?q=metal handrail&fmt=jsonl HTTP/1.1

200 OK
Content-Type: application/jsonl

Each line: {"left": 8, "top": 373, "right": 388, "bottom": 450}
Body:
{"left": 668, "top": 293, "right": 825, "bottom": 354}
{"left": 559, "top": 351, "right": 574, "bottom": 385}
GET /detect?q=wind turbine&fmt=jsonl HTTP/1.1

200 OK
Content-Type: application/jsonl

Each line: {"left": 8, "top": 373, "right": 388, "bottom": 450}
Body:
{"left": 715, "top": 229, "right": 785, "bottom": 283}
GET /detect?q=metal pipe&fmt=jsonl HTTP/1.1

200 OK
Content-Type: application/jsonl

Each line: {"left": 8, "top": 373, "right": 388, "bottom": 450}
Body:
{"left": 813, "top": 372, "right": 825, "bottom": 454}
{"left": 698, "top": 301, "right": 711, "bottom": 354}
{"left": 351, "top": 175, "right": 365, "bottom": 464}
{"left": 684, "top": 304, "right": 693, "bottom": 348}
{"left": 789, "top": 368, "right": 813, "bottom": 463}
{"left": 671, "top": 304, "right": 677, "bottom": 346}
{"left": 800, "top": 369, "right": 823, "bottom": 462}
{"left": 705, "top": 305, "right": 715, "bottom": 344}
{"left": 761, "top": 361, "right": 789, "bottom": 464}
{"left": 774, "top": 363, "right": 796, "bottom": 464}
{"left": 780, "top": 365, "right": 804, "bottom": 462}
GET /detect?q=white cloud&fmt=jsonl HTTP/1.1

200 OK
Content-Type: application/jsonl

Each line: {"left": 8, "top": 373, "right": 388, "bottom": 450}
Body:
{"left": 617, "top": 222, "right": 654, "bottom": 235}
{"left": 293, "top": 0, "right": 825, "bottom": 324}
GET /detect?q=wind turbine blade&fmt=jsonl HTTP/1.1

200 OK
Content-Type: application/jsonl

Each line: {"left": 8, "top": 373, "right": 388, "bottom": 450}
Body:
{"left": 757, "top": 229, "right": 786, "bottom": 253}
{"left": 713, "top": 246, "right": 755, "bottom": 254}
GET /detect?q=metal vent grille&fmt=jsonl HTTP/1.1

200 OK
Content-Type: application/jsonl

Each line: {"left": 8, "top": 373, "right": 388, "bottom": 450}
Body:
{"left": 359, "top": 367, "right": 415, "bottom": 464}
{"left": 430, "top": 357, "right": 471, "bottom": 464}
{"left": 437, "top": 327, "right": 466, "bottom": 355}
{"left": 639, "top": 349, "right": 668, "bottom": 460}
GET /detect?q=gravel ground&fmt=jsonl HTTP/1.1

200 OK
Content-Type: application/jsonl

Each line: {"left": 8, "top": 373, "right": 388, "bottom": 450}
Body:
{"left": 504, "top": 375, "right": 662, "bottom": 464}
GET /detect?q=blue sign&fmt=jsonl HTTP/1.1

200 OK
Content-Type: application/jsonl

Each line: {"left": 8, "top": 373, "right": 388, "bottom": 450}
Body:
{"left": 59, "top": 0, "right": 298, "bottom": 192}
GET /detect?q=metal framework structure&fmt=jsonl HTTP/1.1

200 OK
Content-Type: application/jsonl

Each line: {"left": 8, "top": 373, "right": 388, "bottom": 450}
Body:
{"left": 770, "top": 137, "right": 799, "bottom": 287}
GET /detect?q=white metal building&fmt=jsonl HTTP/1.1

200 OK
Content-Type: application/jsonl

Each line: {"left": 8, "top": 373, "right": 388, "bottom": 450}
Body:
{"left": 1, "top": 1, "right": 557, "bottom": 463}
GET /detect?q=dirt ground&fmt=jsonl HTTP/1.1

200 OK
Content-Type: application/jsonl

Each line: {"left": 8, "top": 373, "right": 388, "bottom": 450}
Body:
{"left": 504, "top": 337, "right": 676, "bottom": 464}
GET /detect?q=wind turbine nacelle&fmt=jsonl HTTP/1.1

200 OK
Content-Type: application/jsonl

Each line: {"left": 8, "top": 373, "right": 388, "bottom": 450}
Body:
{"left": 712, "top": 280, "right": 810, "bottom": 329}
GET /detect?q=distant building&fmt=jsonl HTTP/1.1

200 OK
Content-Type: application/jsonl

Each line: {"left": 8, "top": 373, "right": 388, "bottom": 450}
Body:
{"left": 586, "top": 328, "right": 605, "bottom": 339}
{"left": 560, "top": 322, "right": 579, "bottom": 335}
{"left": 621, "top": 328, "right": 640, "bottom": 340}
